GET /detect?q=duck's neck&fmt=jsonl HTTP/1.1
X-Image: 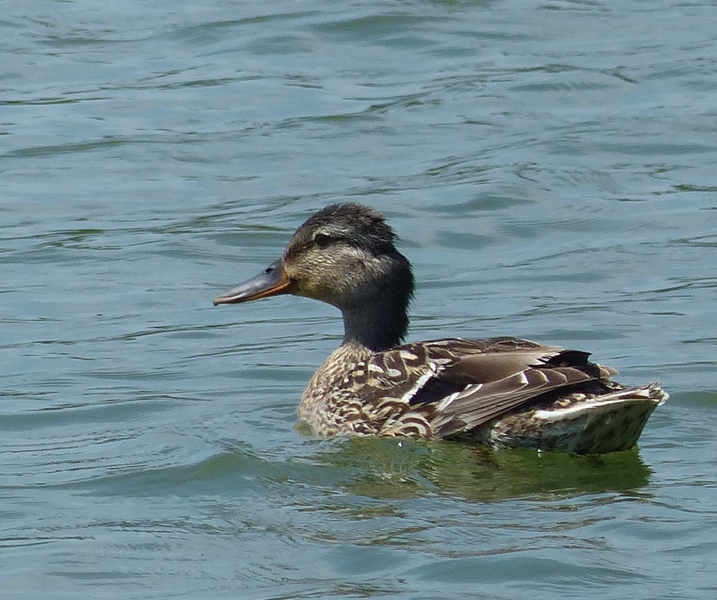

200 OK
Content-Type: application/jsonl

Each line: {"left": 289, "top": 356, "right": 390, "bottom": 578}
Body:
{"left": 341, "top": 302, "right": 409, "bottom": 352}
{"left": 339, "top": 254, "right": 414, "bottom": 352}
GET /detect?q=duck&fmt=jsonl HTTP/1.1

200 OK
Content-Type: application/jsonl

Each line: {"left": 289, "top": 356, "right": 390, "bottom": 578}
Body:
{"left": 214, "top": 203, "right": 667, "bottom": 454}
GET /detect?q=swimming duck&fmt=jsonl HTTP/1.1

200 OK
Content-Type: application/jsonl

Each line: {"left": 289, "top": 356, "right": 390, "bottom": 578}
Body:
{"left": 214, "top": 203, "right": 667, "bottom": 453}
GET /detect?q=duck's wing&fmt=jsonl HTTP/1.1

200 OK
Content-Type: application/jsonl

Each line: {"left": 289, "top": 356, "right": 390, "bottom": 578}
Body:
{"left": 402, "top": 337, "right": 617, "bottom": 437}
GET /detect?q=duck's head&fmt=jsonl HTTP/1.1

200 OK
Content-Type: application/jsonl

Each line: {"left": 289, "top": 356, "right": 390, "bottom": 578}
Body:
{"left": 214, "top": 203, "right": 414, "bottom": 350}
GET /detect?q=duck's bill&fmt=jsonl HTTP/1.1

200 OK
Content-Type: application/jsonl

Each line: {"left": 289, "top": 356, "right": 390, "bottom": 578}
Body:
{"left": 213, "top": 260, "right": 296, "bottom": 306}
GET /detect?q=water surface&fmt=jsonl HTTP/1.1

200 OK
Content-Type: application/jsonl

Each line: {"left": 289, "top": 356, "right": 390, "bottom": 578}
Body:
{"left": 2, "top": 1, "right": 716, "bottom": 598}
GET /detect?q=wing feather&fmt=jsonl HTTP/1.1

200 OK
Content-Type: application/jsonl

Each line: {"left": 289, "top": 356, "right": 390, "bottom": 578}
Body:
{"left": 401, "top": 337, "right": 617, "bottom": 437}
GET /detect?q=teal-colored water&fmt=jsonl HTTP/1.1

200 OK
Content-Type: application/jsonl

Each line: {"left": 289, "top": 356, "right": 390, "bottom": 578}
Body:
{"left": 2, "top": 1, "right": 716, "bottom": 598}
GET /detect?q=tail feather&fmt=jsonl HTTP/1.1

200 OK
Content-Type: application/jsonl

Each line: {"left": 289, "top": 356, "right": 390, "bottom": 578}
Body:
{"left": 485, "top": 383, "right": 667, "bottom": 454}
{"left": 533, "top": 382, "right": 668, "bottom": 421}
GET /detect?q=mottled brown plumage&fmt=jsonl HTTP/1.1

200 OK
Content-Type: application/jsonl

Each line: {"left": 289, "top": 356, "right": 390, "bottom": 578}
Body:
{"left": 215, "top": 203, "right": 667, "bottom": 453}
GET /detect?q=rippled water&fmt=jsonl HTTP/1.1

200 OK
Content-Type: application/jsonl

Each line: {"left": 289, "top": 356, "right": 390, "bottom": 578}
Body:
{"left": 2, "top": 1, "right": 716, "bottom": 598}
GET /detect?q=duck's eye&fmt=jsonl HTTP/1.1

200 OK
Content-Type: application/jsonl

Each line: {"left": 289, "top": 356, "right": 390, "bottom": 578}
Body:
{"left": 314, "top": 233, "right": 330, "bottom": 248}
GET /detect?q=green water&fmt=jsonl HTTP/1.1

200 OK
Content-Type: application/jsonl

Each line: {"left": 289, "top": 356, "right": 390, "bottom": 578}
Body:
{"left": 2, "top": 1, "right": 716, "bottom": 598}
